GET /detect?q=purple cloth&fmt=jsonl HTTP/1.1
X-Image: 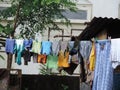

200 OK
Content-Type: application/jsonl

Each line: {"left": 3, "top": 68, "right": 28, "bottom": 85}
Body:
{"left": 60, "top": 41, "right": 68, "bottom": 52}
{"left": 33, "top": 53, "right": 38, "bottom": 63}
{"left": 5, "top": 38, "right": 15, "bottom": 54}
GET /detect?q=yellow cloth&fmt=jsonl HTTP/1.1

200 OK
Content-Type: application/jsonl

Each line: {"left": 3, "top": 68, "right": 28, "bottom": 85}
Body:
{"left": 32, "top": 41, "right": 41, "bottom": 54}
{"left": 89, "top": 43, "right": 96, "bottom": 71}
{"left": 58, "top": 51, "right": 70, "bottom": 67}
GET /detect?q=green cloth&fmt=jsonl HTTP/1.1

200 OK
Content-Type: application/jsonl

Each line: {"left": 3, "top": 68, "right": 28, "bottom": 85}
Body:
{"left": 46, "top": 55, "right": 58, "bottom": 69}
{"left": 14, "top": 40, "right": 24, "bottom": 65}
{"left": 32, "top": 41, "right": 41, "bottom": 54}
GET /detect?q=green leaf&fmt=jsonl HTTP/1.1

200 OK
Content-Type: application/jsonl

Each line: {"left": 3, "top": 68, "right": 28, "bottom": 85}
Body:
{"left": 0, "top": 24, "right": 4, "bottom": 32}
{"left": 0, "top": 0, "right": 77, "bottom": 38}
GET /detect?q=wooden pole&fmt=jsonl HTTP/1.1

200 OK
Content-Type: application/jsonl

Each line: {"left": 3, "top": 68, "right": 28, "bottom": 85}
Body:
{"left": 7, "top": 3, "right": 21, "bottom": 90}
{"left": 7, "top": 3, "right": 20, "bottom": 70}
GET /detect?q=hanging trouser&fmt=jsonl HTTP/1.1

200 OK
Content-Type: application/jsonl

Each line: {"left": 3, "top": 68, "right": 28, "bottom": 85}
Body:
{"left": 79, "top": 41, "right": 92, "bottom": 76}
{"left": 79, "top": 41, "right": 92, "bottom": 61}
{"left": 92, "top": 40, "right": 113, "bottom": 90}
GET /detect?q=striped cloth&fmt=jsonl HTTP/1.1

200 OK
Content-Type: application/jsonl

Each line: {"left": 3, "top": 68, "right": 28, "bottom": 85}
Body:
{"left": 92, "top": 40, "right": 113, "bottom": 90}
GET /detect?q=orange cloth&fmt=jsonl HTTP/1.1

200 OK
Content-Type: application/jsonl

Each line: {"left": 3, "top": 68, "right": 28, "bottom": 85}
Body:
{"left": 38, "top": 54, "right": 47, "bottom": 64}
{"left": 58, "top": 51, "right": 70, "bottom": 67}
{"left": 89, "top": 43, "right": 96, "bottom": 71}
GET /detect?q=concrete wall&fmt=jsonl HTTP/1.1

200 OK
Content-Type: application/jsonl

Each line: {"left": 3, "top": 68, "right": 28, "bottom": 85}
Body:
{"left": 89, "top": 0, "right": 120, "bottom": 18}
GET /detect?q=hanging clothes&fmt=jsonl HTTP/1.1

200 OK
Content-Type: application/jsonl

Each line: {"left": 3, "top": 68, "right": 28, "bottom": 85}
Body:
{"left": 35, "top": 33, "right": 42, "bottom": 42}
{"left": 46, "top": 54, "right": 58, "bottom": 69}
{"left": 32, "top": 40, "right": 41, "bottom": 54}
{"left": 23, "top": 39, "right": 33, "bottom": 49}
{"left": 38, "top": 54, "right": 47, "bottom": 64}
{"left": 68, "top": 41, "right": 79, "bottom": 64}
{"left": 111, "top": 38, "right": 120, "bottom": 68}
{"left": 14, "top": 39, "right": 24, "bottom": 65}
{"left": 79, "top": 41, "right": 92, "bottom": 74}
{"left": 59, "top": 41, "right": 68, "bottom": 52}
{"left": 41, "top": 41, "right": 52, "bottom": 55}
{"left": 68, "top": 41, "right": 78, "bottom": 56}
{"left": 63, "top": 41, "right": 78, "bottom": 74}
{"left": 92, "top": 40, "right": 113, "bottom": 90}
{"left": 79, "top": 41, "right": 92, "bottom": 61}
{"left": 22, "top": 39, "right": 33, "bottom": 65}
{"left": 33, "top": 53, "right": 38, "bottom": 63}
{"left": 52, "top": 41, "right": 60, "bottom": 55}
{"left": 5, "top": 38, "right": 15, "bottom": 54}
{"left": 89, "top": 42, "right": 96, "bottom": 71}
{"left": 71, "top": 54, "right": 79, "bottom": 64}
{"left": 46, "top": 41, "right": 60, "bottom": 69}
{"left": 22, "top": 49, "right": 32, "bottom": 65}
{"left": 68, "top": 41, "right": 74, "bottom": 51}
{"left": 58, "top": 51, "right": 70, "bottom": 68}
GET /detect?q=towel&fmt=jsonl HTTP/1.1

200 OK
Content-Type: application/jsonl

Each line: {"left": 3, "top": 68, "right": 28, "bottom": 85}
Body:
{"left": 111, "top": 38, "right": 120, "bottom": 68}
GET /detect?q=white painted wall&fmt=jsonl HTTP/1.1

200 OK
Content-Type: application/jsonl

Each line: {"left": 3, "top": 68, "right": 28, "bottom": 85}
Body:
{"left": 89, "top": 0, "right": 120, "bottom": 18}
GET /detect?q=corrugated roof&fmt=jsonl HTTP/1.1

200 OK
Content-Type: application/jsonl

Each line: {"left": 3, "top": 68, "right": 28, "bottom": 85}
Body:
{"left": 78, "top": 17, "right": 120, "bottom": 40}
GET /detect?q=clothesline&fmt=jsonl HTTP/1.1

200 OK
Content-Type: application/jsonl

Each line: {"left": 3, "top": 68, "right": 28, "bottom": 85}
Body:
{"left": 5, "top": 39, "right": 80, "bottom": 68}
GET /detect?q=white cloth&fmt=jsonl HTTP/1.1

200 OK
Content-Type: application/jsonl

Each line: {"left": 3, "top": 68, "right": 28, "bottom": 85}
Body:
{"left": 111, "top": 38, "right": 120, "bottom": 68}
{"left": 52, "top": 41, "right": 60, "bottom": 55}
{"left": 35, "top": 33, "right": 42, "bottom": 42}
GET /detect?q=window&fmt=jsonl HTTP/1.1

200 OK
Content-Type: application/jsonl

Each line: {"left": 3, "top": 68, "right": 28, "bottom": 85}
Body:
{"left": 62, "top": 10, "right": 87, "bottom": 20}
{"left": 55, "top": 4, "right": 92, "bottom": 23}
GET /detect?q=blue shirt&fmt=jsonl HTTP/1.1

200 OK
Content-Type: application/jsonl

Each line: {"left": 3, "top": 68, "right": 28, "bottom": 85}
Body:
{"left": 5, "top": 38, "right": 15, "bottom": 54}
{"left": 41, "top": 41, "right": 52, "bottom": 55}
{"left": 23, "top": 39, "right": 33, "bottom": 49}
